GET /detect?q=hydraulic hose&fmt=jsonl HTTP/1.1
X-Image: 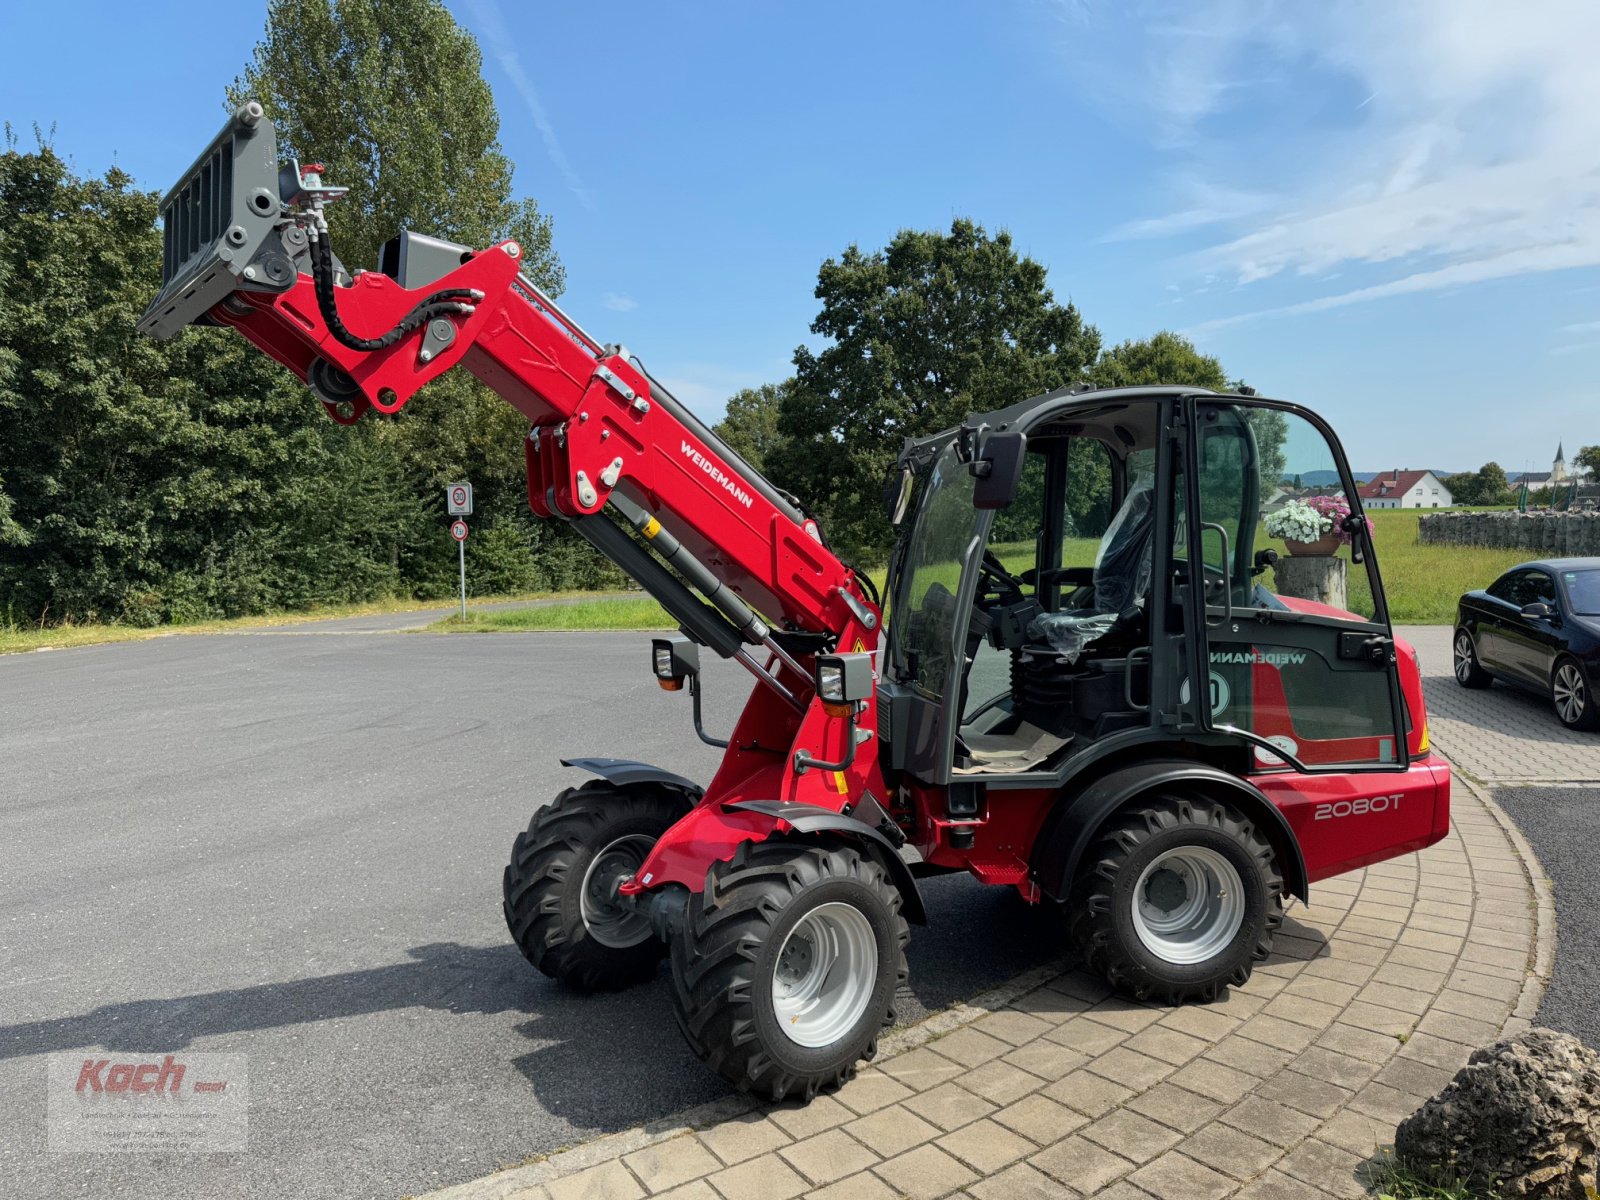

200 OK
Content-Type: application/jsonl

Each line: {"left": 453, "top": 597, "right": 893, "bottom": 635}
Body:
{"left": 308, "top": 233, "right": 482, "bottom": 353}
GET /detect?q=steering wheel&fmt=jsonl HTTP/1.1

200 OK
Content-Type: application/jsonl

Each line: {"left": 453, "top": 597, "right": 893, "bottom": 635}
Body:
{"left": 978, "top": 550, "right": 1026, "bottom": 602}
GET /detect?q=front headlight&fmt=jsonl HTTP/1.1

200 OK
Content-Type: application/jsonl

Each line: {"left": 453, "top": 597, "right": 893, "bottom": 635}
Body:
{"left": 816, "top": 661, "right": 845, "bottom": 703}
{"left": 653, "top": 643, "right": 675, "bottom": 679}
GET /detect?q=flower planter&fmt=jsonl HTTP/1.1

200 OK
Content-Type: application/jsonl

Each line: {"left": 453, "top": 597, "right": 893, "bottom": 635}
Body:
{"left": 1286, "top": 534, "right": 1342, "bottom": 557}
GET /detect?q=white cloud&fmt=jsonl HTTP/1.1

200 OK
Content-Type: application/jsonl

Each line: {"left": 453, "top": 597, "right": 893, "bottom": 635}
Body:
{"left": 601, "top": 292, "right": 638, "bottom": 312}
{"left": 461, "top": 0, "right": 596, "bottom": 211}
{"left": 1068, "top": 1, "right": 1600, "bottom": 325}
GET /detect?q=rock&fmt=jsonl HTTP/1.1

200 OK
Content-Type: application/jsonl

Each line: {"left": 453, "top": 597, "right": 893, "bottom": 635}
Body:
{"left": 1394, "top": 1027, "right": 1600, "bottom": 1199}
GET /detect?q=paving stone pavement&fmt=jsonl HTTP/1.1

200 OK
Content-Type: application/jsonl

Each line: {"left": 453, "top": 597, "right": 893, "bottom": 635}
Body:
{"left": 1403, "top": 623, "right": 1600, "bottom": 783}
{"left": 420, "top": 634, "right": 1557, "bottom": 1200}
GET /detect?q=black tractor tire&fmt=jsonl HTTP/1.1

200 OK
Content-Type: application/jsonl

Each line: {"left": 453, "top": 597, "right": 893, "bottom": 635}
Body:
{"left": 503, "top": 780, "right": 688, "bottom": 992}
{"left": 668, "top": 840, "right": 908, "bottom": 1102}
{"left": 1067, "top": 794, "right": 1282, "bottom": 1004}
{"left": 1552, "top": 656, "right": 1600, "bottom": 731}
{"left": 1453, "top": 628, "right": 1493, "bottom": 689}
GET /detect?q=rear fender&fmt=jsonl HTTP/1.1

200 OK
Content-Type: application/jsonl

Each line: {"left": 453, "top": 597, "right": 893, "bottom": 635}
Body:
{"left": 561, "top": 756, "right": 704, "bottom": 799}
{"left": 620, "top": 799, "right": 927, "bottom": 925}
{"left": 1032, "top": 760, "right": 1310, "bottom": 904}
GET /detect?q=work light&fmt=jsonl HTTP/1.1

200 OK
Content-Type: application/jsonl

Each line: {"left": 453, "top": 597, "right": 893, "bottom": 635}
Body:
{"left": 812, "top": 653, "right": 873, "bottom": 715}
{"left": 651, "top": 635, "right": 700, "bottom": 691}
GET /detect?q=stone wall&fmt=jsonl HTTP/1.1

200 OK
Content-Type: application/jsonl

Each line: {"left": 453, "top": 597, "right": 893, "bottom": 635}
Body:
{"left": 1418, "top": 510, "right": 1600, "bottom": 555}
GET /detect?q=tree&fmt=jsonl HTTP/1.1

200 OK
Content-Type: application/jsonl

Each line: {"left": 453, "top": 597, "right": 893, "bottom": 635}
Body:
{"left": 777, "top": 218, "right": 1100, "bottom": 560}
{"left": 1090, "top": 330, "right": 1227, "bottom": 391}
{"left": 1443, "top": 471, "right": 1483, "bottom": 506}
{"left": 715, "top": 382, "right": 792, "bottom": 476}
{"left": 1091, "top": 333, "right": 1283, "bottom": 485}
{"left": 0, "top": 140, "right": 349, "bottom": 623}
{"left": 233, "top": 0, "right": 607, "bottom": 597}
{"left": 1575, "top": 445, "right": 1600, "bottom": 482}
{"left": 231, "top": 0, "right": 562, "bottom": 286}
{"left": 1477, "top": 461, "right": 1509, "bottom": 501}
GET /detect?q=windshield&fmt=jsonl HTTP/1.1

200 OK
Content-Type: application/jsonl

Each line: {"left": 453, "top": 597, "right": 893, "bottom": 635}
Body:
{"left": 892, "top": 442, "right": 980, "bottom": 701}
{"left": 1561, "top": 568, "right": 1600, "bottom": 615}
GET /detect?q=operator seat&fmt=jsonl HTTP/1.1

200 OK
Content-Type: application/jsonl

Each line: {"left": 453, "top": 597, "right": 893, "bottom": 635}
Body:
{"left": 1029, "top": 476, "right": 1156, "bottom": 660}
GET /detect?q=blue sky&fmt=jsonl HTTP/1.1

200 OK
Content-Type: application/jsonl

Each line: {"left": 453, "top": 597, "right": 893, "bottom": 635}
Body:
{"left": 3, "top": 1, "right": 1595, "bottom": 475}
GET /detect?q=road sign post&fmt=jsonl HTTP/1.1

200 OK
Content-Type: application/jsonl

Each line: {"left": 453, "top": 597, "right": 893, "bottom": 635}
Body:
{"left": 450, "top": 518, "right": 470, "bottom": 620}
{"left": 446, "top": 485, "right": 473, "bottom": 622}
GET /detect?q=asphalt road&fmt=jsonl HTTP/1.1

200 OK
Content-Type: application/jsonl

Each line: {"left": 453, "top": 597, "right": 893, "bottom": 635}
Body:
{"left": 1489, "top": 785, "right": 1600, "bottom": 1050}
{"left": 0, "top": 619, "right": 1060, "bottom": 1200}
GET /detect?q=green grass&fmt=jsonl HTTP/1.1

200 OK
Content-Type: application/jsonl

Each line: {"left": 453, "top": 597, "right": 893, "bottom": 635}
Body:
{"left": 428, "top": 597, "right": 673, "bottom": 632}
{"left": 4, "top": 506, "right": 1530, "bottom": 655}
{"left": 1355, "top": 509, "right": 1529, "bottom": 625}
{"left": 0, "top": 591, "right": 586, "bottom": 656}
{"left": 1363, "top": 1151, "right": 1496, "bottom": 1200}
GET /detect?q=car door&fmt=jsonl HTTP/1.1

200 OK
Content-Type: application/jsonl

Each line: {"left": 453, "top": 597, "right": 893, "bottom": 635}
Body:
{"left": 1474, "top": 572, "right": 1525, "bottom": 674}
{"left": 1501, "top": 569, "right": 1563, "bottom": 686}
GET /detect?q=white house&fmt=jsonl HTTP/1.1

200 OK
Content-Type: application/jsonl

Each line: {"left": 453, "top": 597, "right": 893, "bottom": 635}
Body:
{"left": 1358, "top": 469, "right": 1453, "bottom": 509}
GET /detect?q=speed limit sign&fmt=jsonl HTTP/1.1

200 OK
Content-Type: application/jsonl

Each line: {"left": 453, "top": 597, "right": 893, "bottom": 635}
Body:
{"left": 446, "top": 482, "right": 473, "bottom": 515}
{"left": 450, "top": 519, "right": 469, "bottom": 542}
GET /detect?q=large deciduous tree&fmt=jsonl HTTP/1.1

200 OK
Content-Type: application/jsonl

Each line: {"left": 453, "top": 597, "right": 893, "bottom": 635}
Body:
{"left": 232, "top": 0, "right": 613, "bottom": 598}
{"left": 1090, "top": 330, "right": 1227, "bottom": 391}
{"left": 231, "top": 0, "right": 562, "bottom": 285}
{"left": 776, "top": 218, "right": 1100, "bottom": 561}
{"left": 714, "top": 382, "right": 792, "bottom": 476}
{"left": 1576, "top": 445, "right": 1600, "bottom": 481}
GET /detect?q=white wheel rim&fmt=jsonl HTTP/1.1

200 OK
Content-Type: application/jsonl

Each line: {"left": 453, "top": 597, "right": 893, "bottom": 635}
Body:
{"left": 1130, "top": 847, "right": 1245, "bottom": 965}
{"left": 1555, "top": 665, "right": 1586, "bottom": 725}
{"left": 579, "top": 835, "right": 655, "bottom": 949}
{"left": 770, "top": 902, "right": 878, "bottom": 1048}
{"left": 1454, "top": 633, "right": 1474, "bottom": 682}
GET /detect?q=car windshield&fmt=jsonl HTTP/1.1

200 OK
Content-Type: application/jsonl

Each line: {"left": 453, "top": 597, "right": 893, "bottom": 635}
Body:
{"left": 1560, "top": 568, "right": 1600, "bottom": 615}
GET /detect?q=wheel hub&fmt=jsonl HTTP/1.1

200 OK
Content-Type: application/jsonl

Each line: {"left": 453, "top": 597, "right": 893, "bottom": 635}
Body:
{"left": 1130, "top": 846, "right": 1245, "bottom": 966}
{"left": 770, "top": 902, "right": 878, "bottom": 1049}
{"left": 1144, "top": 867, "right": 1189, "bottom": 913}
{"left": 579, "top": 835, "right": 656, "bottom": 949}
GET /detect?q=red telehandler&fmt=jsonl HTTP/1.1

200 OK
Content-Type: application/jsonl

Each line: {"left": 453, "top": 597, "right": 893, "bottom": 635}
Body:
{"left": 139, "top": 104, "right": 1451, "bottom": 1101}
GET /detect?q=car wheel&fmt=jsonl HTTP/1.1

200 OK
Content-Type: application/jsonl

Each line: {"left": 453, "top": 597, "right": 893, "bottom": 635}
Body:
{"left": 1453, "top": 629, "right": 1492, "bottom": 689}
{"left": 1551, "top": 657, "right": 1600, "bottom": 731}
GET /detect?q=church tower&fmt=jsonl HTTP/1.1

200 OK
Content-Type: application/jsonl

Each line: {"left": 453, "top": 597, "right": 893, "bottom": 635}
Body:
{"left": 1553, "top": 442, "right": 1568, "bottom": 485}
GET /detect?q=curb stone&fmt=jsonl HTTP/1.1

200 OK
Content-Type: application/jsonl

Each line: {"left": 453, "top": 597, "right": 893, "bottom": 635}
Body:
{"left": 417, "top": 963, "right": 1069, "bottom": 1200}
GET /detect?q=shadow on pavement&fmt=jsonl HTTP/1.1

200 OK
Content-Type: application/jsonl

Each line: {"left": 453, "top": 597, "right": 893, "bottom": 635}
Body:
{"left": 0, "top": 875, "right": 1063, "bottom": 1132}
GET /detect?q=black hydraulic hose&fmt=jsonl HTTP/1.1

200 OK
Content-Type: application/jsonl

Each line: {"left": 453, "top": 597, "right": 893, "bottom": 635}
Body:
{"left": 309, "top": 234, "right": 481, "bottom": 353}
{"left": 844, "top": 561, "right": 880, "bottom": 608}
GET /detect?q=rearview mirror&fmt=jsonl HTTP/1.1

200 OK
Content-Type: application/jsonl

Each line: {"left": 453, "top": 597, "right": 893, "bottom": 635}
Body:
{"left": 884, "top": 465, "right": 915, "bottom": 526}
{"left": 972, "top": 431, "right": 1027, "bottom": 510}
{"left": 1521, "top": 602, "right": 1554, "bottom": 620}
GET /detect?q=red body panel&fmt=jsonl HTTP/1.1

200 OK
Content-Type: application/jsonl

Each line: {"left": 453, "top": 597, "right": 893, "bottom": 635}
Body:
{"left": 213, "top": 246, "right": 1450, "bottom": 911}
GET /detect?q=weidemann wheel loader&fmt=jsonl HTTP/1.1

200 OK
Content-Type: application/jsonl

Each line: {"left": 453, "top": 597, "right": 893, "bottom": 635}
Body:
{"left": 139, "top": 104, "right": 1451, "bottom": 1101}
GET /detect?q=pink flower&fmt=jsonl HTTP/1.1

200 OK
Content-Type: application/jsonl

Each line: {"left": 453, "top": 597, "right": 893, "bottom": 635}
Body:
{"left": 1302, "top": 494, "right": 1373, "bottom": 546}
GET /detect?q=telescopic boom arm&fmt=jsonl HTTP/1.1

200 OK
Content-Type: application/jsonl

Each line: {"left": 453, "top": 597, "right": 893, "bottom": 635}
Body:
{"left": 140, "top": 104, "right": 880, "bottom": 703}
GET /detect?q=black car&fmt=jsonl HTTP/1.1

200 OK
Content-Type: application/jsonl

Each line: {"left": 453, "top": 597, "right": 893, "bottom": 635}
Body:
{"left": 1454, "top": 558, "right": 1600, "bottom": 730}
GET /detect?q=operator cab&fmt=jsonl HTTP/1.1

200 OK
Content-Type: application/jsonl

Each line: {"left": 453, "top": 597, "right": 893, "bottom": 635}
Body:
{"left": 878, "top": 387, "right": 1409, "bottom": 792}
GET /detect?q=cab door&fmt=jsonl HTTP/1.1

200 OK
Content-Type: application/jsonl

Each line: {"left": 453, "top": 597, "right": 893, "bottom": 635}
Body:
{"left": 1184, "top": 400, "right": 1410, "bottom": 772}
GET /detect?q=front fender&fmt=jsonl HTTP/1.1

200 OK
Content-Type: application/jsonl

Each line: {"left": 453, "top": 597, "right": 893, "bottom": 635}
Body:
{"left": 620, "top": 799, "right": 927, "bottom": 925}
